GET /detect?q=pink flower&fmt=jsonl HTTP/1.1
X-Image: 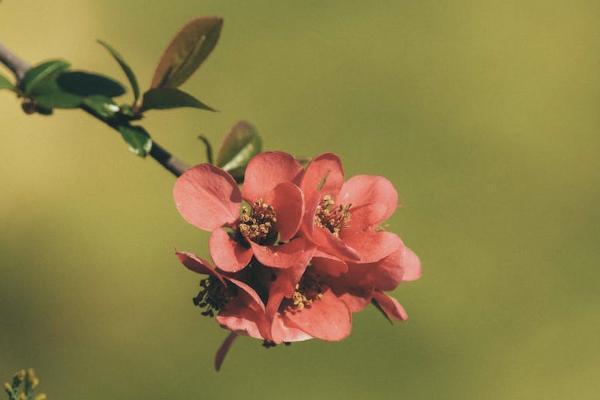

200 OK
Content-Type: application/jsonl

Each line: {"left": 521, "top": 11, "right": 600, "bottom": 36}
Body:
{"left": 300, "top": 153, "right": 403, "bottom": 264}
{"left": 173, "top": 152, "right": 315, "bottom": 272}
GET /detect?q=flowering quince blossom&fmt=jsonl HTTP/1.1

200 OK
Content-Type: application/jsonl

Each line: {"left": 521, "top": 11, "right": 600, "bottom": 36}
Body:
{"left": 173, "top": 151, "right": 421, "bottom": 370}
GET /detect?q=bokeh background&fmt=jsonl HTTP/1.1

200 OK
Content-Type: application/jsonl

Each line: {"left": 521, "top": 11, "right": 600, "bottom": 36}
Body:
{"left": 1, "top": 1, "right": 599, "bottom": 399}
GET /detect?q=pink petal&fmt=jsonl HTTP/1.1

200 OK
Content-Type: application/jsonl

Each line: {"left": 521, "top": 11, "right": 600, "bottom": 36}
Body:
{"left": 341, "top": 230, "right": 402, "bottom": 263}
{"left": 216, "top": 312, "right": 264, "bottom": 340}
{"left": 265, "top": 263, "right": 308, "bottom": 323}
{"left": 283, "top": 289, "right": 352, "bottom": 341}
{"left": 300, "top": 153, "right": 345, "bottom": 198}
{"left": 265, "top": 182, "right": 304, "bottom": 241}
{"left": 401, "top": 246, "right": 422, "bottom": 282}
{"left": 216, "top": 281, "right": 269, "bottom": 340}
{"left": 346, "top": 203, "right": 388, "bottom": 232}
{"left": 311, "top": 227, "right": 361, "bottom": 261}
{"left": 175, "top": 251, "right": 225, "bottom": 285}
{"left": 344, "top": 247, "right": 404, "bottom": 292}
{"left": 311, "top": 254, "right": 348, "bottom": 277}
{"left": 271, "top": 314, "right": 313, "bottom": 343}
{"left": 173, "top": 164, "right": 242, "bottom": 231}
{"left": 338, "top": 291, "right": 372, "bottom": 313}
{"left": 214, "top": 331, "right": 238, "bottom": 372}
{"left": 251, "top": 237, "right": 315, "bottom": 269}
{"left": 338, "top": 175, "right": 398, "bottom": 226}
{"left": 242, "top": 152, "right": 303, "bottom": 202}
{"left": 209, "top": 228, "right": 253, "bottom": 272}
{"left": 225, "top": 277, "right": 266, "bottom": 313}
{"left": 372, "top": 291, "right": 408, "bottom": 321}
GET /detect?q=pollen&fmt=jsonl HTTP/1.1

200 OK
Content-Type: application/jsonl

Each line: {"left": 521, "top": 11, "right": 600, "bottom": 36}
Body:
{"left": 238, "top": 200, "right": 278, "bottom": 244}
{"left": 290, "top": 272, "right": 324, "bottom": 310}
{"left": 193, "top": 276, "right": 234, "bottom": 317}
{"left": 314, "top": 195, "right": 351, "bottom": 237}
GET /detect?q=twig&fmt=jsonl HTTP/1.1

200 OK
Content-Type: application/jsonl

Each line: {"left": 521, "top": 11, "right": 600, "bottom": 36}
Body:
{"left": 0, "top": 41, "right": 190, "bottom": 177}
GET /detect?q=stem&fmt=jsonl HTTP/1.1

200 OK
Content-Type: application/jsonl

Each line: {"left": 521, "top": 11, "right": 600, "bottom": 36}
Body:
{"left": 0, "top": 41, "right": 190, "bottom": 177}
{"left": 0, "top": 42, "right": 30, "bottom": 81}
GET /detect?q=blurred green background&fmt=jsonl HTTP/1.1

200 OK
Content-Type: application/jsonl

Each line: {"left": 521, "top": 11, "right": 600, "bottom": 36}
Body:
{"left": 1, "top": 1, "right": 599, "bottom": 399}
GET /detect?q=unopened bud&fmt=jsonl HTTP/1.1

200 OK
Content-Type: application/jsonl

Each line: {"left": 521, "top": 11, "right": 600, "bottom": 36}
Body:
{"left": 4, "top": 382, "right": 12, "bottom": 395}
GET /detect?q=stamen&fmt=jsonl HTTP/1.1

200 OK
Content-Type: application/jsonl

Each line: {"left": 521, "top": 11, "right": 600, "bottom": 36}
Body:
{"left": 314, "top": 195, "right": 351, "bottom": 237}
{"left": 238, "top": 200, "right": 278, "bottom": 244}
{"left": 193, "top": 276, "right": 234, "bottom": 317}
{"left": 289, "top": 272, "right": 324, "bottom": 310}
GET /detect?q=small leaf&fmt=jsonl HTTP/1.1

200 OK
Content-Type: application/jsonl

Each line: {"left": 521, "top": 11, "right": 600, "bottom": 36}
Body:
{"left": 0, "top": 72, "right": 15, "bottom": 91}
{"left": 97, "top": 40, "right": 140, "bottom": 103}
{"left": 140, "top": 87, "right": 215, "bottom": 112}
{"left": 216, "top": 121, "right": 262, "bottom": 182}
{"left": 151, "top": 17, "right": 223, "bottom": 89}
{"left": 57, "top": 71, "right": 126, "bottom": 98}
{"left": 34, "top": 88, "right": 82, "bottom": 109}
{"left": 28, "top": 70, "right": 83, "bottom": 109}
{"left": 21, "top": 60, "right": 70, "bottom": 94}
{"left": 83, "top": 95, "right": 120, "bottom": 119}
{"left": 116, "top": 124, "right": 152, "bottom": 157}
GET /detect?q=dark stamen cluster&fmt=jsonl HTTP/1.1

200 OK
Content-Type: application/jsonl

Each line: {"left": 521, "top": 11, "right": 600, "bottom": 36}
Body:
{"left": 193, "top": 276, "right": 233, "bottom": 317}
{"left": 314, "top": 195, "right": 351, "bottom": 237}
{"left": 238, "top": 200, "right": 278, "bottom": 244}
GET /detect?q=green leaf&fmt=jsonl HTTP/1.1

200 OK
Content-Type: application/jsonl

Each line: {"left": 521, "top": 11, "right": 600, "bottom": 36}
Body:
{"left": 151, "top": 17, "right": 223, "bottom": 89}
{"left": 83, "top": 95, "right": 120, "bottom": 119}
{"left": 21, "top": 60, "right": 70, "bottom": 94}
{"left": 0, "top": 72, "right": 15, "bottom": 91}
{"left": 140, "top": 87, "right": 215, "bottom": 112}
{"left": 216, "top": 121, "right": 262, "bottom": 182}
{"left": 30, "top": 72, "right": 83, "bottom": 109}
{"left": 97, "top": 40, "right": 140, "bottom": 103}
{"left": 57, "top": 71, "right": 126, "bottom": 98}
{"left": 116, "top": 124, "right": 152, "bottom": 157}
{"left": 33, "top": 89, "right": 82, "bottom": 109}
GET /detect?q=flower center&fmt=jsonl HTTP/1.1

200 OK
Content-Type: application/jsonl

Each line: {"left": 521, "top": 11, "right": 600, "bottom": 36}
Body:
{"left": 290, "top": 271, "right": 324, "bottom": 310}
{"left": 314, "top": 195, "right": 351, "bottom": 237}
{"left": 238, "top": 200, "right": 278, "bottom": 245}
{"left": 193, "top": 276, "right": 234, "bottom": 317}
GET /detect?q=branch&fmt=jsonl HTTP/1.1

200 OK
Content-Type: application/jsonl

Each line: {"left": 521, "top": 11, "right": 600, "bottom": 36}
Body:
{"left": 0, "top": 41, "right": 190, "bottom": 177}
{"left": 0, "top": 42, "right": 30, "bottom": 81}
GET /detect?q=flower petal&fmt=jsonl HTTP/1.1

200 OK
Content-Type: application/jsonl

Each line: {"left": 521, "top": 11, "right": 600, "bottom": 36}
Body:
{"left": 311, "top": 253, "right": 348, "bottom": 277}
{"left": 311, "top": 227, "right": 361, "bottom": 261}
{"left": 372, "top": 291, "right": 408, "bottom": 322}
{"left": 175, "top": 251, "right": 225, "bottom": 285}
{"left": 266, "top": 182, "right": 304, "bottom": 241}
{"left": 401, "top": 246, "right": 422, "bottom": 282}
{"left": 300, "top": 153, "right": 345, "bottom": 198}
{"left": 242, "top": 152, "right": 303, "bottom": 202}
{"left": 271, "top": 314, "right": 313, "bottom": 343}
{"left": 209, "top": 228, "right": 253, "bottom": 272}
{"left": 173, "top": 164, "right": 242, "bottom": 231}
{"left": 338, "top": 290, "right": 372, "bottom": 313}
{"left": 283, "top": 289, "right": 352, "bottom": 341}
{"left": 214, "top": 331, "right": 238, "bottom": 372}
{"left": 338, "top": 175, "right": 398, "bottom": 226}
{"left": 251, "top": 237, "right": 315, "bottom": 269}
{"left": 341, "top": 230, "right": 402, "bottom": 263}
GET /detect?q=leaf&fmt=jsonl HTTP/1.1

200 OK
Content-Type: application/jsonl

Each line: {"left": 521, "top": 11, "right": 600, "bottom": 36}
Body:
{"left": 33, "top": 89, "right": 82, "bottom": 109}
{"left": 0, "top": 72, "right": 15, "bottom": 91}
{"left": 151, "top": 17, "right": 223, "bottom": 89}
{"left": 83, "top": 95, "right": 120, "bottom": 119}
{"left": 21, "top": 60, "right": 70, "bottom": 94}
{"left": 116, "top": 124, "right": 152, "bottom": 157}
{"left": 97, "top": 40, "right": 140, "bottom": 103}
{"left": 28, "top": 70, "right": 83, "bottom": 109}
{"left": 140, "top": 87, "right": 215, "bottom": 112}
{"left": 57, "top": 71, "right": 126, "bottom": 98}
{"left": 216, "top": 121, "right": 262, "bottom": 182}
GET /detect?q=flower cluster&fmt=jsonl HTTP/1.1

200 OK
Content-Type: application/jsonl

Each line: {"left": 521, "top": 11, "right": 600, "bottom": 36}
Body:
{"left": 173, "top": 152, "right": 421, "bottom": 369}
